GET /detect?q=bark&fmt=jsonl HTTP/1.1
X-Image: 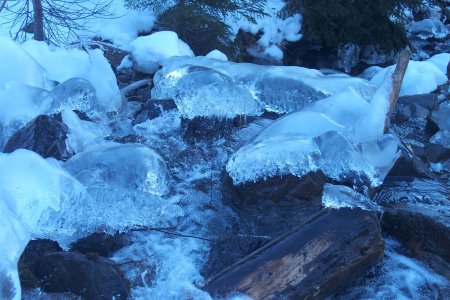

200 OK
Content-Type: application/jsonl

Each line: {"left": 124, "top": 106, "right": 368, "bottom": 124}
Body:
{"left": 384, "top": 47, "right": 411, "bottom": 133}
{"left": 31, "top": 0, "right": 45, "bottom": 41}
{"left": 203, "top": 208, "right": 384, "bottom": 299}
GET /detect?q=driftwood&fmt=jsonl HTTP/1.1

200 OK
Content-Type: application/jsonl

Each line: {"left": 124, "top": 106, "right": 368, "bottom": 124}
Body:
{"left": 203, "top": 208, "right": 384, "bottom": 299}
{"left": 384, "top": 47, "right": 412, "bottom": 133}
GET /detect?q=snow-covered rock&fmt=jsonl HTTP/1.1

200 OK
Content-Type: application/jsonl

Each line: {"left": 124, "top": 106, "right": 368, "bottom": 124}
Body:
{"left": 206, "top": 50, "right": 228, "bottom": 61}
{"left": 129, "top": 31, "right": 194, "bottom": 74}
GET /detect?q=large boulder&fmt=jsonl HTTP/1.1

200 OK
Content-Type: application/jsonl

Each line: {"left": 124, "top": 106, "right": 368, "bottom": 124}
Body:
{"left": 203, "top": 208, "right": 384, "bottom": 299}
{"left": 3, "top": 115, "right": 71, "bottom": 161}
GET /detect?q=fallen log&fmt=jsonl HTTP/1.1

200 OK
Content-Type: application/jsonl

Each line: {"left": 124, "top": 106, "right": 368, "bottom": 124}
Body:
{"left": 203, "top": 208, "right": 384, "bottom": 299}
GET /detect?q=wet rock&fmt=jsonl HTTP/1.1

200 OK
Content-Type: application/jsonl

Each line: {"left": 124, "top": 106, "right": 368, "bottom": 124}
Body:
{"left": 182, "top": 117, "right": 235, "bottom": 143}
{"left": 222, "top": 173, "right": 325, "bottom": 238}
{"left": 3, "top": 115, "right": 71, "bottom": 161}
{"left": 376, "top": 176, "right": 450, "bottom": 263}
{"left": 397, "top": 93, "right": 438, "bottom": 111}
{"left": 387, "top": 144, "right": 439, "bottom": 179}
{"left": 70, "top": 232, "right": 128, "bottom": 257}
{"left": 32, "top": 252, "right": 129, "bottom": 299}
{"left": 203, "top": 208, "right": 384, "bottom": 299}
{"left": 19, "top": 239, "right": 63, "bottom": 289}
{"left": 133, "top": 99, "right": 177, "bottom": 125}
{"left": 425, "top": 143, "right": 450, "bottom": 163}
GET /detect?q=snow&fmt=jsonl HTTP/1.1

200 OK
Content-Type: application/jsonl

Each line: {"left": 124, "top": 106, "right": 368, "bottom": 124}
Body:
{"left": 370, "top": 60, "right": 448, "bottom": 96}
{"left": 0, "top": 37, "right": 48, "bottom": 90}
{"left": 129, "top": 31, "right": 194, "bottom": 74}
{"left": 407, "top": 18, "right": 448, "bottom": 39}
{"left": 228, "top": 0, "right": 302, "bottom": 60}
{"left": 206, "top": 50, "right": 228, "bottom": 61}
{"left": 21, "top": 40, "right": 122, "bottom": 112}
{"left": 427, "top": 53, "right": 450, "bottom": 75}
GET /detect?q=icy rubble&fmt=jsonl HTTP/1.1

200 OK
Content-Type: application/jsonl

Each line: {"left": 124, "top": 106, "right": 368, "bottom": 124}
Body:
{"left": 407, "top": 18, "right": 448, "bottom": 40}
{"left": 151, "top": 56, "right": 376, "bottom": 116}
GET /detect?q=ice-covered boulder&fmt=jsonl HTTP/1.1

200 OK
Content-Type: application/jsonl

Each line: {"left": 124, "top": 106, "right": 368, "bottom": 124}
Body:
{"left": 49, "top": 78, "right": 98, "bottom": 114}
{"left": 64, "top": 143, "right": 170, "bottom": 196}
{"left": 0, "top": 149, "right": 84, "bottom": 300}
{"left": 322, "top": 184, "right": 382, "bottom": 211}
{"left": 129, "top": 31, "right": 194, "bottom": 74}
{"left": 226, "top": 131, "right": 399, "bottom": 187}
{"left": 152, "top": 56, "right": 376, "bottom": 116}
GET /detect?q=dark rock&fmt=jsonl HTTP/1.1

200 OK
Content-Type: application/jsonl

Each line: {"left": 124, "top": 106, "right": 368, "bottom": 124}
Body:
{"left": 32, "top": 251, "right": 129, "bottom": 299}
{"left": 425, "top": 143, "right": 450, "bottom": 163}
{"left": 3, "top": 115, "right": 71, "bottom": 161}
{"left": 70, "top": 232, "right": 128, "bottom": 257}
{"left": 376, "top": 176, "right": 450, "bottom": 263}
{"left": 133, "top": 99, "right": 177, "bottom": 125}
{"left": 397, "top": 93, "right": 438, "bottom": 111}
{"left": 222, "top": 173, "right": 325, "bottom": 238}
{"left": 19, "top": 239, "right": 63, "bottom": 289}
{"left": 203, "top": 208, "right": 384, "bottom": 299}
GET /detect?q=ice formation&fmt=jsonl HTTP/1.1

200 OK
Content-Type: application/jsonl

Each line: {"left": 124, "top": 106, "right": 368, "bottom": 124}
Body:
{"left": 49, "top": 78, "right": 98, "bottom": 114}
{"left": 64, "top": 143, "right": 170, "bottom": 196}
{"left": 322, "top": 184, "right": 382, "bottom": 211}
{"left": 407, "top": 19, "right": 448, "bottom": 40}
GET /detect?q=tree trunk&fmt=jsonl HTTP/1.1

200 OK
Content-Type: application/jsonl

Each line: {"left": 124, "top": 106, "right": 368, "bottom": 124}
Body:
{"left": 384, "top": 47, "right": 411, "bottom": 132}
{"left": 203, "top": 208, "right": 384, "bottom": 299}
{"left": 31, "top": 0, "right": 45, "bottom": 41}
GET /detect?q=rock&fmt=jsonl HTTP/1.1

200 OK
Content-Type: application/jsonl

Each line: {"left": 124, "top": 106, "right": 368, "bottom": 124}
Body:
{"left": 222, "top": 173, "right": 325, "bottom": 238}
{"left": 182, "top": 117, "right": 235, "bottom": 143}
{"left": 19, "top": 239, "right": 63, "bottom": 289}
{"left": 32, "top": 251, "right": 129, "bottom": 299}
{"left": 376, "top": 176, "right": 450, "bottom": 263}
{"left": 397, "top": 93, "right": 438, "bottom": 111}
{"left": 70, "top": 232, "right": 128, "bottom": 257}
{"left": 425, "top": 143, "right": 450, "bottom": 163}
{"left": 203, "top": 208, "right": 384, "bottom": 299}
{"left": 3, "top": 115, "right": 71, "bottom": 161}
{"left": 133, "top": 99, "right": 177, "bottom": 125}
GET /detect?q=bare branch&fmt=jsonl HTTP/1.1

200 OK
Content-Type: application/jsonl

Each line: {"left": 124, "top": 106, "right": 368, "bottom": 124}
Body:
{"left": 0, "top": 0, "right": 7, "bottom": 14}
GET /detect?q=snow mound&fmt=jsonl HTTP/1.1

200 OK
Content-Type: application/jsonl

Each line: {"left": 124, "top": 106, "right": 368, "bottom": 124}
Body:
{"left": 64, "top": 143, "right": 170, "bottom": 196}
{"left": 371, "top": 60, "right": 447, "bottom": 96}
{"left": 427, "top": 53, "right": 450, "bottom": 75}
{"left": 129, "top": 31, "right": 194, "bottom": 74}
{"left": 206, "top": 50, "right": 228, "bottom": 61}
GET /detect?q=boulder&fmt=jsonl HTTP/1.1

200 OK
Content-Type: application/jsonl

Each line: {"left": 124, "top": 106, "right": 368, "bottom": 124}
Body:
{"left": 376, "top": 176, "right": 450, "bottom": 263}
{"left": 3, "top": 115, "right": 71, "bottom": 160}
{"left": 203, "top": 208, "right": 384, "bottom": 299}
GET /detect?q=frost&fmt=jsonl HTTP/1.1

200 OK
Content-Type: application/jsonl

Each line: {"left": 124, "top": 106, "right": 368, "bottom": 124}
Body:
{"left": 64, "top": 143, "right": 170, "bottom": 196}
{"left": 322, "top": 184, "right": 382, "bottom": 211}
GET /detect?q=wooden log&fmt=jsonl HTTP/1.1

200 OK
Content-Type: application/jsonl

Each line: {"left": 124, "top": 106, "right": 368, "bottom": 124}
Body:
{"left": 203, "top": 208, "right": 384, "bottom": 299}
{"left": 384, "top": 47, "right": 412, "bottom": 133}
